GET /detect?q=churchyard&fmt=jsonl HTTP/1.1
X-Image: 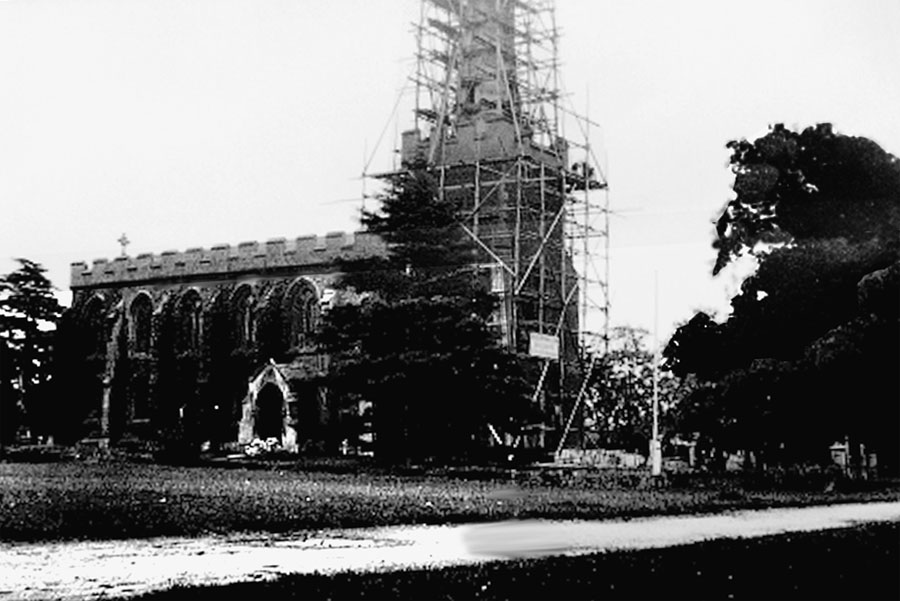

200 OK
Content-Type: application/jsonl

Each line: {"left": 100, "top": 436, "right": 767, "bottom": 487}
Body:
{"left": 2, "top": 458, "right": 897, "bottom": 543}
{"left": 1, "top": 457, "right": 898, "bottom": 599}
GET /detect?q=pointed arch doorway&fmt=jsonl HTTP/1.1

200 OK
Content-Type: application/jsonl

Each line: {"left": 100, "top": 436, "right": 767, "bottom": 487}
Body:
{"left": 238, "top": 362, "right": 299, "bottom": 452}
{"left": 256, "top": 383, "right": 284, "bottom": 441}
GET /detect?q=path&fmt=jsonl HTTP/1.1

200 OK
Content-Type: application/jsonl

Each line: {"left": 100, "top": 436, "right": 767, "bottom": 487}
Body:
{"left": 1, "top": 501, "right": 898, "bottom": 600}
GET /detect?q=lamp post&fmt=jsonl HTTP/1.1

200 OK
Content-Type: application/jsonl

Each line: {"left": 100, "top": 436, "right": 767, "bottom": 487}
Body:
{"left": 650, "top": 271, "right": 662, "bottom": 477}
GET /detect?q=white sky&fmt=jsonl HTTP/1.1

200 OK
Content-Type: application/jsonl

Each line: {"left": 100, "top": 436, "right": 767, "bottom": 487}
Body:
{"left": 1, "top": 0, "right": 898, "bottom": 343}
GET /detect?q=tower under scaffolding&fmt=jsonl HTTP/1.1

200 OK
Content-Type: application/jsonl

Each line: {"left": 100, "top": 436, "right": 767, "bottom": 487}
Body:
{"left": 372, "top": 0, "right": 609, "bottom": 451}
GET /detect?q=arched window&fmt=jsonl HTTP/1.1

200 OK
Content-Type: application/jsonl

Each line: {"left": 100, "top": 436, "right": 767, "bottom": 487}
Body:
{"left": 232, "top": 285, "right": 256, "bottom": 347}
{"left": 83, "top": 296, "right": 107, "bottom": 357}
{"left": 177, "top": 290, "right": 203, "bottom": 352}
{"left": 286, "top": 281, "right": 318, "bottom": 348}
{"left": 302, "top": 294, "right": 317, "bottom": 333}
{"left": 130, "top": 294, "right": 153, "bottom": 353}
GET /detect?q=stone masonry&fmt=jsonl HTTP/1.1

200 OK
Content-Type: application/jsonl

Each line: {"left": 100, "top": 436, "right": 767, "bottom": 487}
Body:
{"left": 60, "top": 231, "right": 386, "bottom": 454}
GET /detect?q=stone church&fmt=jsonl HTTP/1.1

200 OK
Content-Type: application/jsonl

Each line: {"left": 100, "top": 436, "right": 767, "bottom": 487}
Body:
{"left": 58, "top": 0, "right": 592, "bottom": 456}
{"left": 58, "top": 232, "right": 385, "bottom": 454}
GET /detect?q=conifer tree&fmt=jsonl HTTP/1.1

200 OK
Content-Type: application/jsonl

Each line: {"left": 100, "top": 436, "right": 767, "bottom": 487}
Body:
{"left": 318, "top": 170, "right": 530, "bottom": 463}
{"left": 0, "top": 259, "right": 63, "bottom": 443}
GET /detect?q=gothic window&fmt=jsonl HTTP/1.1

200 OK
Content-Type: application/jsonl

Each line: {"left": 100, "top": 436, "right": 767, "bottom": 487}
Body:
{"left": 302, "top": 294, "right": 317, "bottom": 333}
{"left": 178, "top": 290, "right": 203, "bottom": 353}
{"left": 286, "top": 281, "right": 318, "bottom": 348}
{"left": 130, "top": 294, "right": 152, "bottom": 354}
{"left": 232, "top": 285, "right": 255, "bottom": 347}
{"left": 83, "top": 296, "right": 107, "bottom": 357}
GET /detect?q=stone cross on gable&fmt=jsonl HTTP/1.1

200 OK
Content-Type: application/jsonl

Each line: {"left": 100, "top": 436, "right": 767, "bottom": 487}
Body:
{"left": 117, "top": 233, "right": 130, "bottom": 257}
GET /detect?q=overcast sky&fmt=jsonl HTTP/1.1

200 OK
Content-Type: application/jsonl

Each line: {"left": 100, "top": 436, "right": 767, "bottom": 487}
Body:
{"left": 1, "top": 0, "right": 898, "bottom": 343}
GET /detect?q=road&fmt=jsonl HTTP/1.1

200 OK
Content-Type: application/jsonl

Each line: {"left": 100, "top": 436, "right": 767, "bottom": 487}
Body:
{"left": 1, "top": 501, "right": 898, "bottom": 600}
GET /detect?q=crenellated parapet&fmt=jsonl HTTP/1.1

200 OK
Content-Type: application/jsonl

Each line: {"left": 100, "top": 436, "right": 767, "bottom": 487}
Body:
{"left": 71, "top": 231, "right": 386, "bottom": 289}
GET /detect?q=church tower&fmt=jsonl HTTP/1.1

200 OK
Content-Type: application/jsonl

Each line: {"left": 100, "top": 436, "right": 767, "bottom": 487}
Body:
{"left": 391, "top": 0, "right": 608, "bottom": 446}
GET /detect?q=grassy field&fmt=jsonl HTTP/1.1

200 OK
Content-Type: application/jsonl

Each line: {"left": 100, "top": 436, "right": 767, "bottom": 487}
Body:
{"left": 1, "top": 460, "right": 898, "bottom": 542}
{"left": 137, "top": 522, "right": 900, "bottom": 600}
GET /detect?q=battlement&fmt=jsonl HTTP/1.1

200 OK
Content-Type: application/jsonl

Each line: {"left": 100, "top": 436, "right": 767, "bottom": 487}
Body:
{"left": 70, "top": 231, "right": 386, "bottom": 289}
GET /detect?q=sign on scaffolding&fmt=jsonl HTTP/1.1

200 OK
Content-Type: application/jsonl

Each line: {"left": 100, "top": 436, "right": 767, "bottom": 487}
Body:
{"left": 528, "top": 332, "right": 559, "bottom": 360}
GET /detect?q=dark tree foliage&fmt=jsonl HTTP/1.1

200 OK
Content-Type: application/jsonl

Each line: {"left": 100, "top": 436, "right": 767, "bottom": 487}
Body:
{"left": 0, "top": 337, "right": 16, "bottom": 445}
{"left": 318, "top": 170, "right": 530, "bottom": 463}
{"left": 667, "top": 124, "right": 900, "bottom": 471}
{"left": 663, "top": 312, "right": 727, "bottom": 380}
{"left": 0, "top": 259, "right": 63, "bottom": 444}
{"left": 51, "top": 307, "right": 100, "bottom": 444}
{"left": 713, "top": 123, "right": 900, "bottom": 275}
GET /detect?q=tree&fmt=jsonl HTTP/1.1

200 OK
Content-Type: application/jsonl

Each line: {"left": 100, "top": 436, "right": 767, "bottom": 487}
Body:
{"left": 667, "top": 124, "right": 900, "bottom": 471}
{"left": 0, "top": 336, "right": 17, "bottom": 446}
{"left": 712, "top": 123, "right": 899, "bottom": 275}
{"left": 584, "top": 326, "right": 693, "bottom": 453}
{"left": 0, "top": 259, "right": 64, "bottom": 444}
{"left": 317, "top": 170, "right": 530, "bottom": 463}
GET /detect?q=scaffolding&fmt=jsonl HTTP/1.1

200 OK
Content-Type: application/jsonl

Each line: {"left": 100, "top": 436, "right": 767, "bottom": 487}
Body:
{"left": 374, "top": 0, "right": 608, "bottom": 449}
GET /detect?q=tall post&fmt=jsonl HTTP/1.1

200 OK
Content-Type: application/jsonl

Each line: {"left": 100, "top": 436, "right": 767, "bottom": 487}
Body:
{"left": 538, "top": 162, "right": 546, "bottom": 333}
{"left": 512, "top": 159, "right": 523, "bottom": 351}
{"left": 559, "top": 168, "right": 567, "bottom": 437}
{"left": 582, "top": 107, "right": 590, "bottom": 357}
{"left": 604, "top": 186, "right": 610, "bottom": 354}
{"left": 474, "top": 161, "right": 481, "bottom": 237}
{"left": 650, "top": 270, "right": 662, "bottom": 476}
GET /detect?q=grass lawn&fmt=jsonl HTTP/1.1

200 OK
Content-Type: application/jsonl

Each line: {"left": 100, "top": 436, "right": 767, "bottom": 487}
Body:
{"left": 1, "top": 460, "right": 898, "bottom": 542}
{"left": 136, "top": 522, "right": 900, "bottom": 600}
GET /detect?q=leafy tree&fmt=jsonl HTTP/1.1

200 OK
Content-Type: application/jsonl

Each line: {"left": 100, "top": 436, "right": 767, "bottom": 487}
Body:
{"left": 712, "top": 123, "right": 899, "bottom": 274}
{"left": 0, "top": 259, "right": 63, "bottom": 444}
{"left": 663, "top": 312, "right": 727, "bottom": 381}
{"left": 667, "top": 124, "right": 900, "bottom": 471}
{"left": 318, "top": 170, "right": 530, "bottom": 463}
{"left": 584, "top": 326, "right": 692, "bottom": 453}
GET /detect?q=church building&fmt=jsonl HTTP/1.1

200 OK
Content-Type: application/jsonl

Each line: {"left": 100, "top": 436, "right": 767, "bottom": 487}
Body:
{"left": 58, "top": 232, "right": 385, "bottom": 454}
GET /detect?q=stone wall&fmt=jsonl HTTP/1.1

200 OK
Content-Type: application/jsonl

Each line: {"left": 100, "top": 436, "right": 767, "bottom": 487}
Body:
{"left": 70, "top": 231, "right": 385, "bottom": 289}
